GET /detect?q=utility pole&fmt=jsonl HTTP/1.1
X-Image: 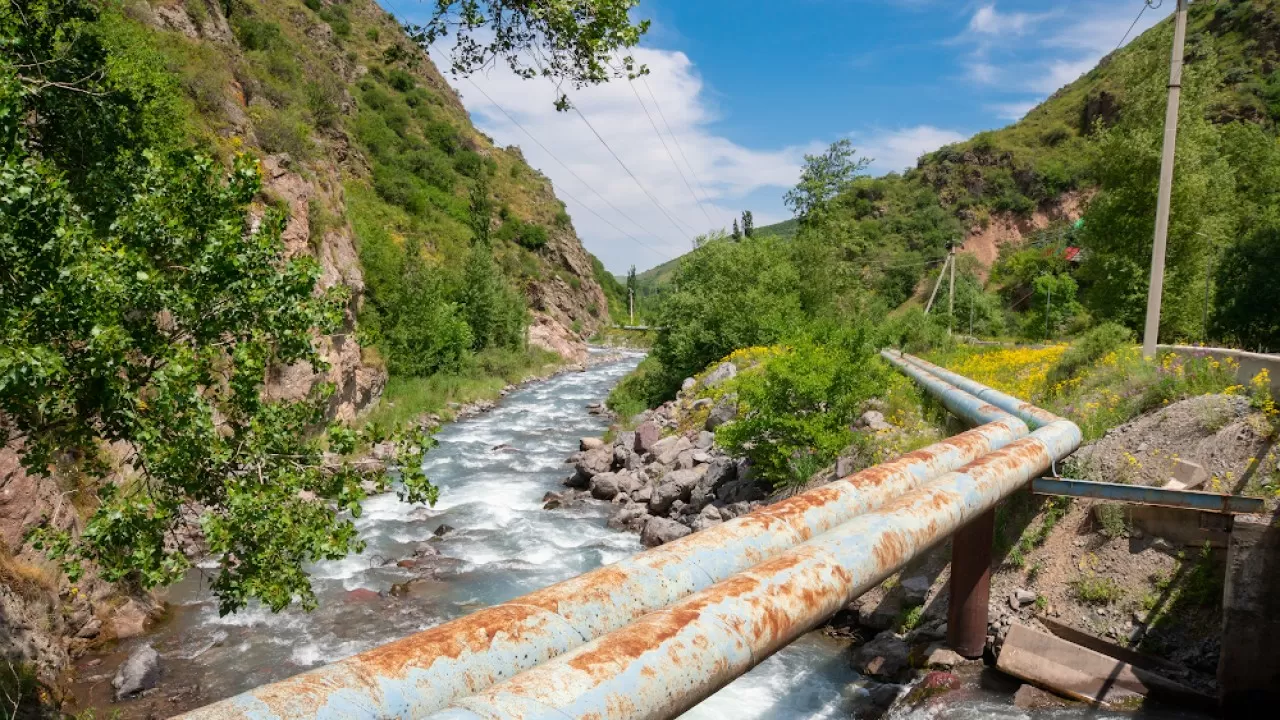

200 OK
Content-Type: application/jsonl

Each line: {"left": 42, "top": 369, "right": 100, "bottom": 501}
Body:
{"left": 629, "top": 287, "right": 635, "bottom": 325}
{"left": 1142, "top": 0, "right": 1189, "bottom": 359}
{"left": 924, "top": 254, "right": 950, "bottom": 315}
{"left": 1046, "top": 282, "right": 1053, "bottom": 341}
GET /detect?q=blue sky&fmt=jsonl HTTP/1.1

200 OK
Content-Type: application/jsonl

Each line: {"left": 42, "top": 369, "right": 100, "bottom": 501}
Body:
{"left": 381, "top": 1, "right": 1171, "bottom": 273}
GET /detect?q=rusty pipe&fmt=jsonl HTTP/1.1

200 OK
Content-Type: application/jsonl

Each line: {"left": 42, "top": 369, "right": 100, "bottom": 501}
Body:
{"left": 177, "top": 421, "right": 1029, "bottom": 719}
{"left": 426, "top": 419, "right": 1082, "bottom": 720}
{"left": 890, "top": 350, "right": 1061, "bottom": 429}
{"left": 881, "top": 350, "right": 1023, "bottom": 427}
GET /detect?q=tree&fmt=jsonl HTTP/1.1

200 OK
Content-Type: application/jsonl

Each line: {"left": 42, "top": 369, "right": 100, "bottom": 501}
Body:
{"left": 741, "top": 210, "right": 754, "bottom": 238}
{"left": 783, "top": 139, "right": 870, "bottom": 222}
{"left": 731, "top": 218, "right": 741, "bottom": 240}
{"left": 625, "top": 264, "right": 637, "bottom": 322}
{"left": 0, "top": 0, "right": 442, "bottom": 616}
{"left": 404, "top": 0, "right": 650, "bottom": 110}
{"left": 1, "top": 88, "right": 435, "bottom": 618}
{"left": 1077, "top": 23, "right": 1232, "bottom": 340}
{"left": 460, "top": 173, "right": 527, "bottom": 350}
{"left": 1213, "top": 219, "right": 1280, "bottom": 349}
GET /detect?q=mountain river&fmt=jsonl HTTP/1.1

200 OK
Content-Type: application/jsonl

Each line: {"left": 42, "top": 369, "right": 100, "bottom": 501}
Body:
{"left": 71, "top": 350, "right": 1208, "bottom": 719}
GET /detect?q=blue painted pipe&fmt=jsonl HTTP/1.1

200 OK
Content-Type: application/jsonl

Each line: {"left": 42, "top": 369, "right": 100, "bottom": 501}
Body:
{"left": 425, "top": 420, "right": 1083, "bottom": 720}
{"left": 176, "top": 360, "right": 1032, "bottom": 719}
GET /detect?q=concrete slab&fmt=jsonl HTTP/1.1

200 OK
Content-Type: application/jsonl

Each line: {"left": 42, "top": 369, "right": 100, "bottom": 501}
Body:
{"left": 997, "top": 623, "right": 1201, "bottom": 707}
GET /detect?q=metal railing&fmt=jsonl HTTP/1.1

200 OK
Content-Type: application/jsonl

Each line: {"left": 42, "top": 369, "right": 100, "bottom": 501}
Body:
{"left": 179, "top": 352, "right": 1079, "bottom": 720}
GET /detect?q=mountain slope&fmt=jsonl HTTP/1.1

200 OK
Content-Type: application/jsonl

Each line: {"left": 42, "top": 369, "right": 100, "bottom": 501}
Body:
{"left": 137, "top": 0, "right": 612, "bottom": 400}
{"left": 637, "top": 0, "right": 1280, "bottom": 300}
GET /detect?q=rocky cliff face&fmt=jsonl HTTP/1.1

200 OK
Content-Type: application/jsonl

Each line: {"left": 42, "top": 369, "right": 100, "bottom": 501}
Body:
{"left": 137, "top": 0, "right": 610, "bottom": 411}
{"left": 0, "top": 0, "right": 614, "bottom": 693}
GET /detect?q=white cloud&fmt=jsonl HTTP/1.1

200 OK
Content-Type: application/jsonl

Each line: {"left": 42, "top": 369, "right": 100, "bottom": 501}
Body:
{"left": 987, "top": 100, "right": 1038, "bottom": 121}
{"left": 956, "top": 1, "right": 1172, "bottom": 103}
{"left": 968, "top": 4, "right": 1043, "bottom": 36}
{"left": 433, "top": 46, "right": 817, "bottom": 272}
{"left": 854, "top": 126, "right": 968, "bottom": 176}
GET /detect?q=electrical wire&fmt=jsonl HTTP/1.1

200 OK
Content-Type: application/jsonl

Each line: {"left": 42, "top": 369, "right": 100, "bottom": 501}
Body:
{"left": 462, "top": 77, "right": 673, "bottom": 260}
{"left": 527, "top": 47, "right": 702, "bottom": 239}
{"left": 1116, "top": 0, "right": 1163, "bottom": 52}
{"left": 623, "top": 74, "right": 717, "bottom": 227}
{"left": 640, "top": 74, "right": 730, "bottom": 228}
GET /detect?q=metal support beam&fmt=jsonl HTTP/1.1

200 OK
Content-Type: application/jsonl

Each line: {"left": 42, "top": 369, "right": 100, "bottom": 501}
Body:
{"left": 1031, "top": 477, "right": 1264, "bottom": 515}
{"left": 948, "top": 508, "right": 994, "bottom": 658}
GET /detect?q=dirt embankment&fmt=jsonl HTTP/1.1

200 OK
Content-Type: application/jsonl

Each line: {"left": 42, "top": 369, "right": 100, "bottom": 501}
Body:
{"left": 962, "top": 190, "right": 1091, "bottom": 277}
{"left": 845, "top": 393, "right": 1275, "bottom": 711}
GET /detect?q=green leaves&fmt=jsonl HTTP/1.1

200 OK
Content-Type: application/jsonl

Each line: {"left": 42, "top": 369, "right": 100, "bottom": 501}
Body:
{"left": 718, "top": 336, "right": 890, "bottom": 490}
{"left": 2, "top": 15, "right": 439, "bottom": 612}
{"left": 404, "top": 0, "right": 649, "bottom": 109}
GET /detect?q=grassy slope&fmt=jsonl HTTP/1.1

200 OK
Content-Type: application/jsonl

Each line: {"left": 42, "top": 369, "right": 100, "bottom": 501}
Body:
{"left": 137, "top": 0, "right": 620, "bottom": 424}
{"left": 632, "top": 0, "right": 1280, "bottom": 300}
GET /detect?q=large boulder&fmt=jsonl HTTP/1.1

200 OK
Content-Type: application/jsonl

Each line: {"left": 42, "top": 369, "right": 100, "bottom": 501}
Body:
{"left": 647, "top": 482, "right": 683, "bottom": 515}
{"left": 858, "top": 410, "right": 892, "bottom": 432}
{"left": 853, "top": 632, "right": 911, "bottom": 682}
{"left": 716, "top": 476, "right": 766, "bottom": 505}
{"left": 656, "top": 436, "right": 693, "bottom": 466}
{"left": 704, "top": 362, "right": 738, "bottom": 388}
{"left": 579, "top": 437, "right": 605, "bottom": 451}
{"left": 632, "top": 483, "right": 653, "bottom": 503}
{"left": 608, "top": 505, "right": 648, "bottom": 531}
{"left": 705, "top": 398, "right": 738, "bottom": 430}
{"left": 111, "top": 599, "right": 151, "bottom": 640}
{"left": 680, "top": 377, "right": 697, "bottom": 394}
{"left": 667, "top": 468, "right": 705, "bottom": 493}
{"left": 633, "top": 422, "right": 660, "bottom": 454}
{"left": 641, "top": 517, "right": 692, "bottom": 547}
{"left": 113, "top": 644, "right": 161, "bottom": 700}
{"left": 574, "top": 446, "right": 614, "bottom": 482}
{"left": 901, "top": 575, "right": 932, "bottom": 605}
{"left": 589, "top": 472, "right": 622, "bottom": 501}
{"left": 694, "top": 431, "right": 715, "bottom": 450}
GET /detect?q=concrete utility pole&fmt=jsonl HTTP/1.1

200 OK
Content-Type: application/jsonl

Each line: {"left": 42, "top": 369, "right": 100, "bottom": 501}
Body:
{"left": 1142, "top": 0, "right": 1189, "bottom": 358}
{"left": 924, "top": 254, "right": 950, "bottom": 315}
{"left": 628, "top": 287, "right": 635, "bottom": 325}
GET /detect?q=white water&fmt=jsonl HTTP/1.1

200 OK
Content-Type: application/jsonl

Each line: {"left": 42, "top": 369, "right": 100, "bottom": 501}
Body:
{"left": 143, "top": 350, "right": 862, "bottom": 717}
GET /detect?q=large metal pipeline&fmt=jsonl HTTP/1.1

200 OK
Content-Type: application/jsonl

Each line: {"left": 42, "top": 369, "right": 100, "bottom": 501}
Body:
{"left": 178, "top": 370, "right": 1029, "bottom": 719}
{"left": 426, "top": 419, "right": 1083, "bottom": 720}
{"left": 885, "top": 350, "right": 1062, "bottom": 429}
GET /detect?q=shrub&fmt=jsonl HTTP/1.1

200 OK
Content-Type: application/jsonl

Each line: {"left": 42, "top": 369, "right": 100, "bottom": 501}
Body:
{"left": 453, "top": 149, "right": 483, "bottom": 177}
{"left": 402, "top": 148, "right": 455, "bottom": 191}
{"left": 372, "top": 167, "right": 426, "bottom": 214}
{"left": 425, "top": 120, "right": 461, "bottom": 154}
{"left": 1071, "top": 573, "right": 1124, "bottom": 604}
{"left": 319, "top": 5, "right": 351, "bottom": 38}
{"left": 718, "top": 333, "right": 890, "bottom": 490}
{"left": 232, "top": 16, "right": 282, "bottom": 51}
{"left": 306, "top": 76, "right": 343, "bottom": 129}
{"left": 388, "top": 68, "right": 416, "bottom": 92}
{"left": 1047, "top": 322, "right": 1133, "bottom": 389}
{"left": 251, "top": 105, "right": 313, "bottom": 158}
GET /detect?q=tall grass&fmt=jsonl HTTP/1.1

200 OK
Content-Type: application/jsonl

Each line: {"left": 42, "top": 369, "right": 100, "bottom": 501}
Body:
{"left": 362, "top": 347, "right": 560, "bottom": 430}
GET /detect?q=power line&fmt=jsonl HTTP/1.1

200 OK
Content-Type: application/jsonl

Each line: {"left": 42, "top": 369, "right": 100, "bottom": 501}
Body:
{"left": 566, "top": 104, "right": 700, "bottom": 238}
{"left": 623, "top": 74, "right": 716, "bottom": 227}
{"left": 527, "top": 47, "right": 701, "bottom": 239}
{"left": 1116, "top": 0, "right": 1163, "bottom": 52}
{"left": 461, "top": 77, "right": 673, "bottom": 260}
{"left": 639, "top": 74, "right": 729, "bottom": 227}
